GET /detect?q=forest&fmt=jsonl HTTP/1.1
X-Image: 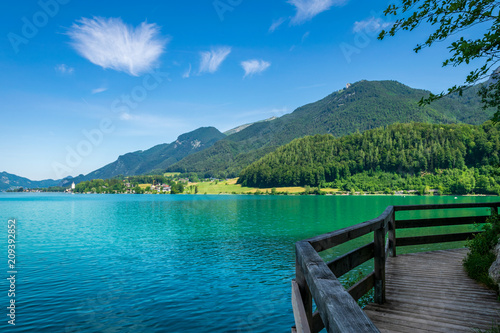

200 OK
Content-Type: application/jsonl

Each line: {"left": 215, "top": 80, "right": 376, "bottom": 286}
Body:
{"left": 237, "top": 122, "right": 500, "bottom": 195}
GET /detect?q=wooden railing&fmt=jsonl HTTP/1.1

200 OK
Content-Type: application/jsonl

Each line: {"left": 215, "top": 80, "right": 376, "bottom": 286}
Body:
{"left": 291, "top": 202, "right": 500, "bottom": 333}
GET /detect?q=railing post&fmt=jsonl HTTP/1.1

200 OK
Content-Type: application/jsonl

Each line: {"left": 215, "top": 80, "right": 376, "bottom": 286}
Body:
{"left": 492, "top": 206, "right": 498, "bottom": 215}
{"left": 296, "top": 250, "right": 313, "bottom": 331}
{"left": 374, "top": 224, "right": 386, "bottom": 304}
{"left": 388, "top": 209, "right": 396, "bottom": 257}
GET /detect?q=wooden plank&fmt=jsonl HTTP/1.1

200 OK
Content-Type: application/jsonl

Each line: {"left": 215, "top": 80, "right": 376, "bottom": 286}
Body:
{"left": 364, "top": 249, "right": 500, "bottom": 333}
{"left": 387, "top": 214, "right": 396, "bottom": 257}
{"left": 373, "top": 226, "right": 386, "bottom": 304}
{"left": 394, "top": 202, "right": 500, "bottom": 212}
{"left": 348, "top": 271, "right": 375, "bottom": 301}
{"left": 306, "top": 206, "right": 394, "bottom": 252}
{"left": 327, "top": 242, "right": 374, "bottom": 278}
{"left": 396, "top": 215, "right": 488, "bottom": 229}
{"left": 295, "top": 251, "right": 312, "bottom": 331}
{"left": 295, "top": 241, "right": 380, "bottom": 332}
{"left": 397, "top": 232, "right": 479, "bottom": 246}
{"left": 291, "top": 280, "right": 312, "bottom": 333}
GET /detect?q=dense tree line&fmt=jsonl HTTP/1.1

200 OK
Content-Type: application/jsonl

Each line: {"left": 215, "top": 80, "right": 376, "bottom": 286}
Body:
{"left": 238, "top": 122, "right": 500, "bottom": 194}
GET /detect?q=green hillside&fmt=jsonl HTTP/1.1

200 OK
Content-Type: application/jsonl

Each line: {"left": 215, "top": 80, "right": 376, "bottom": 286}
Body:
{"left": 167, "top": 80, "right": 493, "bottom": 178}
{"left": 237, "top": 122, "right": 500, "bottom": 194}
{"left": 81, "top": 126, "right": 226, "bottom": 181}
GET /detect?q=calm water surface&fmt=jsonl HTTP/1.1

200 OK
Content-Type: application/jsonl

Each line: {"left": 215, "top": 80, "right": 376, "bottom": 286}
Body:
{"left": 0, "top": 193, "right": 498, "bottom": 332}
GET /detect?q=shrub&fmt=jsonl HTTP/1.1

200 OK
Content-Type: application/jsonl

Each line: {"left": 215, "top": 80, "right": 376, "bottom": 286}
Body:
{"left": 464, "top": 213, "right": 500, "bottom": 291}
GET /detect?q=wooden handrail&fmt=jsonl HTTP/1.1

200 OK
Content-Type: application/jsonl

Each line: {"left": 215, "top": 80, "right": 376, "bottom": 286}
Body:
{"left": 292, "top": 202, "right": 500, "bottom": 333}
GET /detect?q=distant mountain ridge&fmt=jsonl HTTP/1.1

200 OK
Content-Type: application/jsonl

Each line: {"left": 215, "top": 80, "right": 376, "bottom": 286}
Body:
{"left": 79, "top": 126, "right": 225, "bottom": 181}
{"left": 0, "top": 127, "right": 225, "bottom": 191}
{"left": 0, "top": 172, "right": 70, "bottom": 191}
{"left": 165, "top": 80, "right": 494, "bottom": 178}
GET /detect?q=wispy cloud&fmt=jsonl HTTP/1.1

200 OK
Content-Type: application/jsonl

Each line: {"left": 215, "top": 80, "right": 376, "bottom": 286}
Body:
{"left": 288, "top": 0, "right": 347, "bottom": 24}
{"left": 269, "top": 18, "right": 286, "bottom": 33}
{"left": 55, "top": 64, "right": 74, "bottom": 75}
{"left": 353, "top": 16, "right": 392, "bottom": 34}
{"left": 199, "top": 47, "right": 231, "bottom": 74}
{"left": 91, "top": 87, "right": 108, "bottom": 94}
{"left": 302, "top": 31, "right": 310, "bottom": 42}
{"left": 182, "top": 64, "right": 192, "bottom": 79}
{"left": 241, "top": 59, "right": 271, "bottom": 78}
{"left": 67, "top": 17, "right": 168, "bottom": 76}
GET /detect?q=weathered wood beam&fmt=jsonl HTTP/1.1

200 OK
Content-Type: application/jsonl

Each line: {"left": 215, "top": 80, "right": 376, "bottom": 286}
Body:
{"left": 296, "top": 241, "right": 380, "bottom": 332}
{"left": 374, "top": 225, "right": 386, "bottom": 304}
{"left": 396, "top": 216, "right": 488, "bottom": 229}
{"left": 291, "top": 280, "right": 312, "bottom": 333}
{"left": 327, "top": 242, "right": 375, "bottom": 278}
{"left": 306, "top": 206, "right": 394, "bottom": 252}
{"left": 397, "top": 232, "right": 481, "bottom": 247}
{"left": 296, "top": 248, "right": 313, "bottom": 331}
{"left": 348, "top": 271, "right": 375, "bottom": 302}
{"left": 394, "top": 202, "right": 500, "bottom": 212}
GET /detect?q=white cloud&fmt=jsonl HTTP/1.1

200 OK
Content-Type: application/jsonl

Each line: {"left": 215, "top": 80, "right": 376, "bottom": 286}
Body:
{"left": 182, "top": 64, "right": 192, "bottom": 79}
{"left": 55, "top": 64, "right": 74, "bottom": 75}
{"left": 67, "top": 17, "right": 168, "bottom": 76}
{"left": 288, "top": 0, "right": 347, "bottom": 24}
{"left": 241, "top": 59, "right": 271, "bottom": 78}
{"left": 269, "top": 18, "right": 286, "bottom": 33}
{"left": 353, "top": 17, "right": 392, "bottom": 34}
{"left": 199, "top": 47, "right": 231, "bottom": 74}
{"left": 91, "top": 87, "right": 108, "bottom": 94}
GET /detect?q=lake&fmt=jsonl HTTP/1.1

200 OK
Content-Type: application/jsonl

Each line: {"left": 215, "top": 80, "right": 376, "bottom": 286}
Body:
{"left": 0, "top": 193, "right": 498, "bottom": 332}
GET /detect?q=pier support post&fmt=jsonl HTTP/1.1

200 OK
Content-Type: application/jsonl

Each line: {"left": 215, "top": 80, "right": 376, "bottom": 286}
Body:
{"left": 295, "top": 250, "right": 313, "bottom": 331}
{"left": 374, "top": 224, "right": 386, "bottom": 304}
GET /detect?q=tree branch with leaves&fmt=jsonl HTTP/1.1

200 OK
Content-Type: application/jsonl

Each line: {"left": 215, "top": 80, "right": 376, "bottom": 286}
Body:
{"left": 379, "top": 0, "right": 500, "bottom": 120}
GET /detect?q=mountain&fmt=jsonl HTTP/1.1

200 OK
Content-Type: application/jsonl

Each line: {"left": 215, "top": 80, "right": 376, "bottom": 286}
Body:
{"left": 0, "top": 172, "right": 69, "bottom": 191}
{"left": 81, "top": 126, "right": 226, "bottom": 180}
{"left": 1, "top": 127, "right": 225, "bottom": 190}
{"left": 224, "top": 117, "right": 278, "bottom": 136}
{"left": 237, "top": 122, "right": 500, "bottom": 188}
{"left": 166, "top": 80, "right": 494, "bottom": 178}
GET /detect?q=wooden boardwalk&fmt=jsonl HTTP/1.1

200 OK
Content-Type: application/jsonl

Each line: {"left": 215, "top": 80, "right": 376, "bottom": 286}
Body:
{"left": 364, "top": 248, "right": 500, "bottom": 333}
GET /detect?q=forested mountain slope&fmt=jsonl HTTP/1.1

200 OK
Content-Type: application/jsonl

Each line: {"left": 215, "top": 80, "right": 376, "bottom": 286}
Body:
{"left": 237, "top": 122, "right": 500, "bottom": 191}
{"left": 167, "top": 80, "right": 493, "bottom": 178}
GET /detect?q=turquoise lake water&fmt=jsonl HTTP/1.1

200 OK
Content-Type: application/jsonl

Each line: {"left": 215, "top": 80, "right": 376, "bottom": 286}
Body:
{"left": 0, "top": 193, "right": 498, "bottom": 332}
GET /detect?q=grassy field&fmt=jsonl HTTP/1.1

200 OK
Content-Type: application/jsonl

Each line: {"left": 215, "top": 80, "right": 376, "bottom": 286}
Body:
{"left": 138, "top": 178, "right": 339, "bottom": 195}
{"left": 164, "top": 172, "right": 181, "bottom": 177}
{"left": 188, "top": 178, "right": 313, "bottom": 195}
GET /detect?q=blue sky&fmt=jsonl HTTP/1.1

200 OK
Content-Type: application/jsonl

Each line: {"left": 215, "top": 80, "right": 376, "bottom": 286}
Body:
{"left": 0, "top": 0, "right": 483, "bottom": 180}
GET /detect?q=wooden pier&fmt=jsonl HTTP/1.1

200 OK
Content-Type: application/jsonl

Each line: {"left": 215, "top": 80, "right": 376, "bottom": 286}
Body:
{"left": 292, "top": 202, "right": 500, "bottom": 333}
{"left": 364, "top": 248, "right": 500, "bottom": 332}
